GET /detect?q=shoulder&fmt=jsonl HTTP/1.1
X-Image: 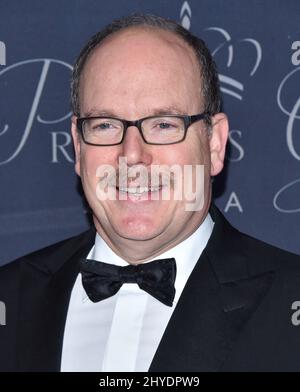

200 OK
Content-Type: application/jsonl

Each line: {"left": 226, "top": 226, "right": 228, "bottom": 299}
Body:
{"left": 0, "top": 228, "right": 95, "bottom": 285}
{"left": 228, "top": 225, "right": 300, "bottom": 297}
{"left": 240, "top": 229, "right": 300, "bottom": 269}
{"left": 208, "top": 204, "right": 300, "bottom": 281}
{"left": 244, "top": 233, "right": 300, "bottom": 298}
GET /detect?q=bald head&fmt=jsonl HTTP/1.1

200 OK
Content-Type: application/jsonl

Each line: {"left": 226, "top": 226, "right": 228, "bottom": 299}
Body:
{"left": 71, "top": 14, "right": 221, "bottom": 120}
{"left": 79, "top": 28, "right": 203, "bottom": 119}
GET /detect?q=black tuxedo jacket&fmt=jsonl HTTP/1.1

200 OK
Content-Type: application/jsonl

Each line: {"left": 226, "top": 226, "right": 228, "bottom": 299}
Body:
{"left": 1, "top": 205, "right": 300, "bottom": 372}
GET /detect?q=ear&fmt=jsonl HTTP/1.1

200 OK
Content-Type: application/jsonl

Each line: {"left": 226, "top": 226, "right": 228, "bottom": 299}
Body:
{"left": 209, "top": 112, "right": 229, "bottom": 176}
{"left": 71, "top": 116, "right": 81, "bottom": 177}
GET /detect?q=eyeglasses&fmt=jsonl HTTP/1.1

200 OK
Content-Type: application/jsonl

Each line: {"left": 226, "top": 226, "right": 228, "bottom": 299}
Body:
{"left": 76, "top": 112, "right": 209, "bottom": 146}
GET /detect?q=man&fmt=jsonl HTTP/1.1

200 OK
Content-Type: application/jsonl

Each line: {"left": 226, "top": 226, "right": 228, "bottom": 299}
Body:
{"left": 1, "top": 14, "right": 300, "bottom": 372}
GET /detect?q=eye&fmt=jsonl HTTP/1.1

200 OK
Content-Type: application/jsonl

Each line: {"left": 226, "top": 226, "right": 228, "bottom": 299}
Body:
{"left": 158, "top": 122, "right": 173, "bottom": 129}
{"left": 151, "top": 120, "right": 179, "bottom": 131}
{"left": 88, "top": 118, "right": 122, "bottom": 132}
{"left": 93, "top": 122, "right": 114, "bottom": 130}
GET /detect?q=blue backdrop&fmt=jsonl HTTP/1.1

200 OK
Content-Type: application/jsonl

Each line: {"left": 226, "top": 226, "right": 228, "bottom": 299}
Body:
{"left": 0, "top": 0, "right": 299, "bottom": 265}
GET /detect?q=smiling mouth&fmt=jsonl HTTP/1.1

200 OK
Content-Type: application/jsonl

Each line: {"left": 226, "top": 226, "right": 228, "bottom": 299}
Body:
{"left": 117, "top": 186, "right": 161, "bottom": 195}
{"left": 115, "top": 185, "right": 165, "bottom": 200}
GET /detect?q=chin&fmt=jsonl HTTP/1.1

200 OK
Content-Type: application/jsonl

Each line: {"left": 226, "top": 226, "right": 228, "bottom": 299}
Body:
{"left": 114, "top": 219, "right": 163, "bottom": 241}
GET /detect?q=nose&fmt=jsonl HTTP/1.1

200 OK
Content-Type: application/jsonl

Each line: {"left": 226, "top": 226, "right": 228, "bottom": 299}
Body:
{"left": 119, "top": 125, "right": 152, "bottom": 166}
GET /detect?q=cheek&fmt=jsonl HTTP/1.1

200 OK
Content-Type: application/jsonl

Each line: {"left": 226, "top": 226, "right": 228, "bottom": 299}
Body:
{"left": 80, "top": 147, "right": 117, "bottom": 179}
{"left": 190, "top": 132, "right": 211, "bottom": 167}
{"left": 165, "top": 136, "right": 209, "bottom": 166}
{"left": 170, "top": 137, "right": 211, "bottom": 197}
{"left": 80, "top": 153, "right": 96, "bottom": 182}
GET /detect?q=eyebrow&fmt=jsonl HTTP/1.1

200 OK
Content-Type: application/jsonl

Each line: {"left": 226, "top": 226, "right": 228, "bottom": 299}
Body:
{"left": 83, "top": 106, "right": 187, "bottom": 118}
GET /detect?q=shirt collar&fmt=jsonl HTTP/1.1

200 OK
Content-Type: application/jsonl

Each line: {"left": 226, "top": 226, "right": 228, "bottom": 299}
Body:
{"left": 84, "top": 213, "right": 214, "bottom": 305}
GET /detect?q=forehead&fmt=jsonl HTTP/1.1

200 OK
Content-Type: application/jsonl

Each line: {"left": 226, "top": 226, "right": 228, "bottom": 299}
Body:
{"left": 80, "top": 27, "right": 202, "bottom": 115}
{"left": 86, "top": 26, "right": 200, "bottom": 71}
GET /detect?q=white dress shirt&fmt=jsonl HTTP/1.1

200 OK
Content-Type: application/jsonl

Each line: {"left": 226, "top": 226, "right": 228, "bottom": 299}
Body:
{"left": 61, "top": 214, "right": 214, "bottom": 372}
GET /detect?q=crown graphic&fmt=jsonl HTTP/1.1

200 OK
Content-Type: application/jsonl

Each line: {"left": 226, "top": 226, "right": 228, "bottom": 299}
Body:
{"left": 180, "top": 2, "right": 262, "bottom": 101}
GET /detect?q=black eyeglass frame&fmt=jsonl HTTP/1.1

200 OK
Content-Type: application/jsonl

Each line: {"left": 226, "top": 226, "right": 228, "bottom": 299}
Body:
{"left": 76, "top": 112, "right": 210, "bottom": 146}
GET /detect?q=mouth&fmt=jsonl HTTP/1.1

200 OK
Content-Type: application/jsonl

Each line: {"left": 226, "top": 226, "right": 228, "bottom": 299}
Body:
{"left": 116, "top": 185, "right": 164, "bottom": 201}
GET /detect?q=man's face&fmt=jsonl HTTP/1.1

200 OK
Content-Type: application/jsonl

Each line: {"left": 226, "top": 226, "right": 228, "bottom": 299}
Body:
{"left": 72, "top": 28, "right": 228, "bottom": 262}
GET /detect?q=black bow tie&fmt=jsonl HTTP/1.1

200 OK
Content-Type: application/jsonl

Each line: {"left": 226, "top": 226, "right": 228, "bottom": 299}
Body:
{"left": 80, "top": 257, "right": 176, "bottom": 307}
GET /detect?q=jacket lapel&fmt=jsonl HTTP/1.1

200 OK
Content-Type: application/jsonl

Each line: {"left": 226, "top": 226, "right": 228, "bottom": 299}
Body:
{"left": 149, "top": 206, "right": 276, "bottom": 372}
{"left": 16, "top": 229, "right": 95, "bottom": 371}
